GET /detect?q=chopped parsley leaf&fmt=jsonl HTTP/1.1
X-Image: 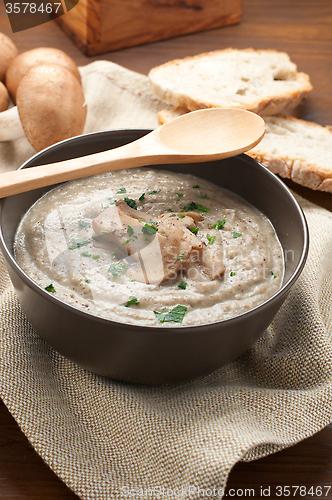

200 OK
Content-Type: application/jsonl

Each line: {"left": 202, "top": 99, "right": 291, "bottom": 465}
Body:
{"left": 78, "top": 220, "right": 91, "bottom": 229}
{"left": 116, "top": 187, "right": 127, "bottom": 194}
{"left": 233, "top": 231, "right": 242, "bottom": 238}
{"left": 108, "top": 261, "right": 128, "bottom": 278}
{"left": 108, "top": 198, "right": 117, "bottom": 205}
{"left": 154, "top": 305, "right": 187, "bottom": 323}
{"left": 169, "top": 214, "right": 176, "bottom": 217}
{"left": 101, "top": 230, "right": 109, "bottom": 234}
{"left": 112, "top": 248, "right": 118, "bottom": 257}
{"left": 69, "top": 238, "right": 90, "bottom": 250}
{"left": 175, "top": 252, "right": 185, "bottom": 260}
{"left": 85, "top": 279, "right": 91, "bottom": 283}
{"left": 197, "top": 204, "right": 210, "bottom": 213}
{"left": 166, "top": 208, "right": 173, "bottom": 212}
{"left": 127, "top": 225, "right": 134, "bottom": 237}
{"left": 124, "top": 197, "right": 137, "bottom": 210}
{"left": 122, "top": 239, "right": 131, "bottom": 246}
{"left": 139, "top": 193, "right": 145, "bottom": 201}
{"left": 182, "top": 201, "right": 210, "bottom": 212}
{"left": 230, "top": 271, "right": 236, "bottom": 277}
{"left": 197, "top": 195, "right": 209, "bottom": 199}
{"left": 148, "top": 190, "right": 159, "bottom": 195}
{"left": 82, "top": 251, "right": 99, "bottom": 259}
{"left": 178, "top": 281, "right": 187, "bottom": 290}
{"left": 138, "top": 218, "right": 156, "bottom": 224}
{"left": 142, "top": 224, "right": 158, "bottom": 235}
{"left": 193, "top": 185, "right": 200, "bottom": 188}
{"left": 270, "top": 270, "right": 277, "bottom": 279}
{"left": 207, "top": 234, "right": 216, "bottom": 245}
{"left": 189, "top": 226, "right": 199, "bottom": 234}
{"left": 125, "top": 296, "right": 139, "bottom": 307}
{"left": 182, "top": 201, "right": 197, "bottom": 211}
{"left": 177, "top": 193, "right": 184, "bottom": 197}
{"left": 178, "top": 214, "right": 186, "bottom": 219}
{"left": 211, "top": 219, "right": 226, "bottom": 230}
{"left": 45, "top": 283, "right": 56, "bottom": 293}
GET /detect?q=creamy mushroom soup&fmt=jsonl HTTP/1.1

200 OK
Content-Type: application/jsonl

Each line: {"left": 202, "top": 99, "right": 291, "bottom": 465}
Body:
{"left": 14, "top": 168, "right": 284, "bottom": 326}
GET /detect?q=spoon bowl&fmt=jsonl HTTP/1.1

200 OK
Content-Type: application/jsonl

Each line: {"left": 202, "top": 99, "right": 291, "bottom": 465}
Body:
{"left": 158, "top": 108, "right": 265, "bottom": 155}
{"left": 0, "top": 108, "right": 265, "bottom": 198}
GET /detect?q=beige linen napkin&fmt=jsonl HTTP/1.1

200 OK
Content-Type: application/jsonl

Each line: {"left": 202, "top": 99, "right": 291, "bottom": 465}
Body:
{"left": 1, "top": 61, "right": 332, "bottom": 500}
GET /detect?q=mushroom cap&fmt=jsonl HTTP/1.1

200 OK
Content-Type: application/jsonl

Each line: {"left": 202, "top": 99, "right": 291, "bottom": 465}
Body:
{"left": 0, "top": 32, "right": 18, "bottom": 83}
{"left": 0, "top": 81, "right": 9, "bottom": 112}
{"left": 6, "top": 47, "right": 81, "bottom": 103}
{"left": 16, "top": 64, "right": 87, "bottom": 152}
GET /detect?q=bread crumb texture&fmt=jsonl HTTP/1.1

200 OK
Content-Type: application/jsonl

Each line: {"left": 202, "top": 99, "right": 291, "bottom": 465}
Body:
{"left": 248, "top": 115, "right": 332, "bottom": 192}
{"left": 149, "top": 48, "right": 312, "bottom": 116}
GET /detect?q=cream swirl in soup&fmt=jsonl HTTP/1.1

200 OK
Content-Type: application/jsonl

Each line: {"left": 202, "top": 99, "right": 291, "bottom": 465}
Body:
{"left": 14, "top": 168, "right": 284, "bottom": 326}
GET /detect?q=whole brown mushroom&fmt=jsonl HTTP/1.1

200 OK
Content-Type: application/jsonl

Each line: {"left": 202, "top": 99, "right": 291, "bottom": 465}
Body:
{"left": 0, "top": 82, "right": 9, "bottom": 112}
{"left": 0, "top": 32, "right": 18, "bottom": 83}
{"left": 6, "top": 47, "right": 81, "bottom": 103}
{"left": 16, "top": 64, "right": 87, "bottom": 152}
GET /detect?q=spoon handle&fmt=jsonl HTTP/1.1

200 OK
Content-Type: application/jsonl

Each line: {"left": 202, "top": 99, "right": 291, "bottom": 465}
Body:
{"left": 0, "top": 133, "right": 164, "bottom": 198}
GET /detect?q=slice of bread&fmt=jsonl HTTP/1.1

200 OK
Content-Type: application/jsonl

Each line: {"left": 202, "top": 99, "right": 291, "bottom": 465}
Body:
{"left": 247, "top": 115, "right": 332, "bottom": 192}
{"left": 158, "top": 106, "right": 187, "bottom": 125}
{"left": 149, "top": 48, "right": 312, "bottom": 116}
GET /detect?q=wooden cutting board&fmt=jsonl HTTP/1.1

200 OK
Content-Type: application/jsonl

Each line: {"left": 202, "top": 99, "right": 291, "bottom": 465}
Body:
{"left": 56, "top": 0, "right": 242, "bottom": 55}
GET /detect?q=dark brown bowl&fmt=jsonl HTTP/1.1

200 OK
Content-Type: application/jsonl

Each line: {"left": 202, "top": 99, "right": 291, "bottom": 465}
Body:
{"left": 0, "top": 130, "right": 309, "bottom": 384}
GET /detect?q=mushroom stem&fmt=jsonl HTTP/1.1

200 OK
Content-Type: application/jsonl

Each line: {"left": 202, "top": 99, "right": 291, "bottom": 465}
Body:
{"left": 0, "top": 106, "right": 24, "bottom": 141}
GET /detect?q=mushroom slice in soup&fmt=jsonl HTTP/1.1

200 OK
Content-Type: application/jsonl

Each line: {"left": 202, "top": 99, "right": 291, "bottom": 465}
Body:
{"left": 92, "top": 201, "right": 150, "bottom": 257}
{"left": 155, "top": 212, "right": 204, "bottom": 249}
{"left": 182, "top": 246, "right": 225, "bottom": 281}
{"left": 92, "top": 200, "right": 225, "bottom": 284}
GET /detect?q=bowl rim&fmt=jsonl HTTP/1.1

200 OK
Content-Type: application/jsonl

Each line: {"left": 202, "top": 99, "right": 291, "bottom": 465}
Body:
{"left": 0, "top": 129, "right": 309, "bottom": 333}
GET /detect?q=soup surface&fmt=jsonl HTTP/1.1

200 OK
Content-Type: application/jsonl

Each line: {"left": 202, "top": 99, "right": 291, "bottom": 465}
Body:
{"left": 14, "top": 168, "right": 283, "bottom": 326}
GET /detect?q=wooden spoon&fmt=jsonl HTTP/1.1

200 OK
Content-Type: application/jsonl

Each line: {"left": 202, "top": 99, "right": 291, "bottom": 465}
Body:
{"left": 0, "top": 108, "right": 265, "bottom": 198}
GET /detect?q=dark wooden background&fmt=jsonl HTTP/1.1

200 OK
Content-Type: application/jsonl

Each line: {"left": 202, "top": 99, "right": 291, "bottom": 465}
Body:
{"left": 0, "top": 0, "right": 332, "bottom": 497}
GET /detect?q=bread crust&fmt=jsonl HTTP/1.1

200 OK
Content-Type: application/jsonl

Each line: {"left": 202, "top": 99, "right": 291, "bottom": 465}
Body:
{"left": 149, "top": 48, "right": 312, "bottom": 117}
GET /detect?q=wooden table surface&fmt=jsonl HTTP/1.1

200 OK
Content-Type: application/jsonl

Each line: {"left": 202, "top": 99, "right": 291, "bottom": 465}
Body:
{"left": 1, "top": 0, "right": 332, "bottom": 498}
